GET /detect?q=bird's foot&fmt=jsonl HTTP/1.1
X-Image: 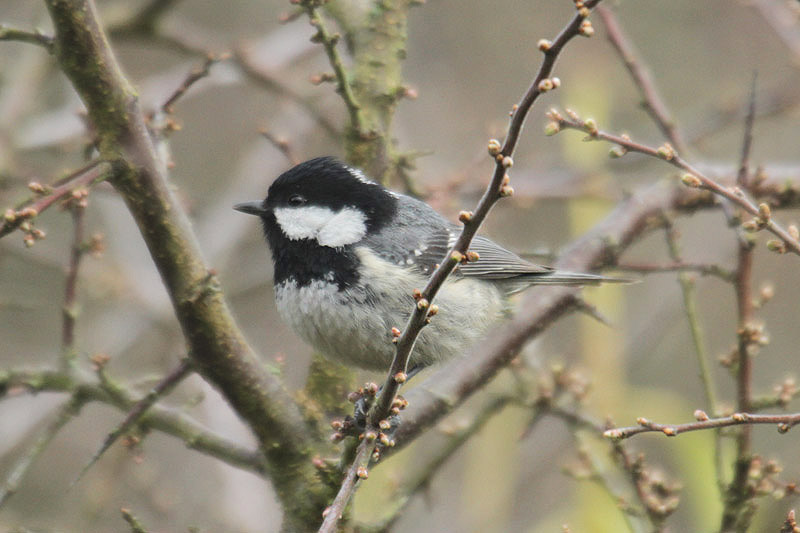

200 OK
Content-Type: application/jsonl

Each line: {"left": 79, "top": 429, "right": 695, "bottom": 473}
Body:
{"left": 329, "top": 382, "right": 409, "bottom": 459}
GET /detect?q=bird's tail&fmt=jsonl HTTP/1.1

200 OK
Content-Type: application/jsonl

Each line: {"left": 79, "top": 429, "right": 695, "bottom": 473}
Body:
{"left": 502, "top": 270, "right": 635, "bottom": 294}
{"left": 535, "top": 270, "right": 633, "bottom": 285}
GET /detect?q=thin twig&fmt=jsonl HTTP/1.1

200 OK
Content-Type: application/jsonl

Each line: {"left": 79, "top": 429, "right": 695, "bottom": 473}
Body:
{"left": 550, "top": 402, "right": 677, "bottom": 529}
{"left": 320, "top": 3, "right": 603, "bottom": 529}
{"left": 596, "top": 6, "right": 686, "bottom": 154}
{"left": 605, "top": 412, "right": 800, "bottom": 440}
{"left": 233, "top": 46, "right": 340, "bottom": 137}
{"left": 162, "top": 53, "right": 228, "bottom": 113}
{"left": 549, "top": 111, "right": 800, "bottom": 255}
{"left": 363, "top": 396, "right": 511, "bottom": 532}
{"left": 0, "top": 395, "right": 85, "bottom": 509}
{"left": 61, "top": 205, "right": 86, "bottom": 369}
{"left": 319, "top": 439, "right": 372, "bottom": 531}
{"left": 300, "top": 0, "right": 363, "bottom": 133}
{"left": 0, "top": 368, "right": 266, "bottom": 475}
{"left": 662, "top": 221, "right": 718, "bottom": 413}
{"left": 736, "top": 73, "right": 757, "bottom": 189}
{"left": 720, "top": 78, "right": 760, "bottom": 532}
{"left": 0, "top": 160, "right": 110, "bottom": 239}
{"left": 615, "top": 260, "right": 733, "bottom": 282}
{"left": 662, "top": 218, "right": 726, "bottom": 497}
{"left": 71, "top": 358, "right": 195, "bottom": 487}
{"left": 121, "top": 507, "right": 150, "bottom": 533}
{"left": 0, "top": 24, "right": 55, "bottom": 53}
{"left": 259, "top": 129, "right": 300, "bottom": 166}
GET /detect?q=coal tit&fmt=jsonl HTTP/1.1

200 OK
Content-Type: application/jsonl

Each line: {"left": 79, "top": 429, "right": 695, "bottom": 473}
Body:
{"left": 235, "top": 156, "right": 616, "bottom": 371}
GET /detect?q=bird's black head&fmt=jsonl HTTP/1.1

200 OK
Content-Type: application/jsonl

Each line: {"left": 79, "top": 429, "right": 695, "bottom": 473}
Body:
{"left": 234, "top": 157, "right": 398, "bottom": 287}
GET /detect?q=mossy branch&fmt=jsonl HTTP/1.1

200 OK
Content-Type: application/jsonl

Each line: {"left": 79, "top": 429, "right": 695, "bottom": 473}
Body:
{"left": 43, "top": 0, "right": 331, "bottom": 528}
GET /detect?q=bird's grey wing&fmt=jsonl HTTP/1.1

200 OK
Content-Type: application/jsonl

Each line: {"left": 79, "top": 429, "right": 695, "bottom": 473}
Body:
{"left": 361, "top": 194, "right": 453, "bottom": 275}
{"left": 362, "top": 194, "right": 614, "bottom": 290}
{"left": 460, "top": 234, "right": 554, "bottom": 279}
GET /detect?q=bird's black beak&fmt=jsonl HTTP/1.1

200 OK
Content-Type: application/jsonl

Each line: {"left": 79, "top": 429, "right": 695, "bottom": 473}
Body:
{"left": 233, "top": 201, "right": 267, "bottom": 216}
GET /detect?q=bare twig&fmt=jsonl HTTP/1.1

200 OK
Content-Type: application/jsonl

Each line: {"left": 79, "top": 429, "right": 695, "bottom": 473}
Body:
{"left": 299, "top": 0, "right": 363, "bottom": 134}
{"left": 615, "top": 260, "right": 734, "bottom": 282}
{"left": 0, "top": 368, "right": 266, "bottom": 475}
{"left": 721, "top": 76, "right": 760, "bottom": 532}
{"left": 0, "top": 395, "right": 85, "bottom": 509}
{"left": 319, "top": 4, "right": 604, "bottom": 528}
{"left": 319, "top": 439, "right": 372, "bottom": 531}
{"left": 233, "top": 46, "right": 341, "bottom": 137}
{"left": 44, "top": 2, "right": 326, "bottom": 526}
{"left": 736, "top": 74, "right": 758, "bottom": 189}
{"left": 0, "top": 24, "right": 54, "bottom": 53}
{"left": 551, "top": 400, "right": 679, "bottom": 529}
{"left": 549, "top": 110, "right": 800, "bottom": 255}
{"left": 162, "top": 53, "right": 228, "bottom": 113}
{"left": 604, "top": 412, "right": 800, "bottom": 440}
{"left": 596, "top": 5, "right": 686, "bottom": 153}
{"left": 662, "top": 221, "right": 718, "bottom": 413}
{"left": 259, "top": 129, "right": 300, "bottom": 165}
{"left": 0, "top": 160, "right": 110, "bottom": 239}
{"left": 121, "top": 507, "right": 150, "bottom": 533}
{"left": 72, "top": 358, "right": 194, "bottom": 487}
{"left": 61, "top": 205, "right": 86, "bottom": 369}
{"left": 661, "top": 217, "right": 727, "bottom": 497}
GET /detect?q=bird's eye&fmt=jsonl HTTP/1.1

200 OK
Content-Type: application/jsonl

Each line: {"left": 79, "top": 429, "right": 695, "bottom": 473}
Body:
{"left": 288, "top": 194, "right": 307, "bottom": 207}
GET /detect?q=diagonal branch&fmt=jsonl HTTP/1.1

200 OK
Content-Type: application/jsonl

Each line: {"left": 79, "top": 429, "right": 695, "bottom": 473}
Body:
{"left": 596, "top": 6, "right": 686, "bottom": 153}
{"left": 0, "top": 160, "right": 110, "bottom": 240}
{"left": 318, "top": 3, "right": 603, "bottom": 530}
{"left": 72, "top": 358, "right": 194, "bottom": 486}
{"left": 391, "top": 180, "right": 713, "bottom": 451}
{"left": 550, "top": 111, "right": 800, "bottom": 256}
{"left": 0, "top": 395, "right": 85, "bottom": 509}
{"left": 43, "top": 0, "right": 330, "bottom": 527}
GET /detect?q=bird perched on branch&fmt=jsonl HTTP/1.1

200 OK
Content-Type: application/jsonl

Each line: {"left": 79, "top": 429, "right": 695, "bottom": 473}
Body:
{"left": 235, "top": 156, "right": 621, "bottom": 371}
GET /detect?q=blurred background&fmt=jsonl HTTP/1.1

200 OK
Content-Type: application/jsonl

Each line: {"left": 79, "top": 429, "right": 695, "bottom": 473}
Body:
{"left": 1, "top": 0, "right": 799, "bottom": 531}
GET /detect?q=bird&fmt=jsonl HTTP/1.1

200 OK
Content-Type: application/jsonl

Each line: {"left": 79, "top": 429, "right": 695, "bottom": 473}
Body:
{"left": 234, "top": 156, "right": 620, "bottom": 372}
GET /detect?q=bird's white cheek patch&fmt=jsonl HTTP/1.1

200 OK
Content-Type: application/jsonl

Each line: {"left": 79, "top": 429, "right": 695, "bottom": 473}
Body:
{"left": 273, "top": 206, "right": 367, "bottom": 247}
{"left": 317, "top": 208, "right": 368, "bottom": 247}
